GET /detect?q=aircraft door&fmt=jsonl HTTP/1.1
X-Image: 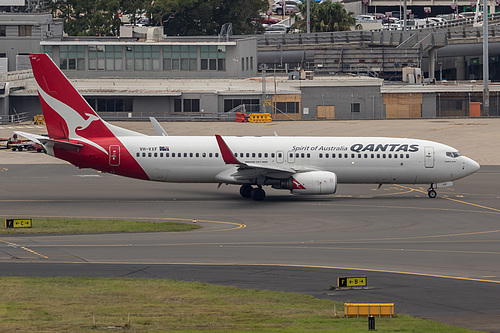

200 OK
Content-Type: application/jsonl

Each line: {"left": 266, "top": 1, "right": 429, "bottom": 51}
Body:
{"left": 276, "top": 150, "right": 284, "bottom": 163}
{"left": 424, "top": 146, "right": 434, "bottom": 168}
{"left": 109, "top": 145, "right": 120, "bottom": 166}
{"left": 287, "top": 151, "right": 295, "bottom": 163}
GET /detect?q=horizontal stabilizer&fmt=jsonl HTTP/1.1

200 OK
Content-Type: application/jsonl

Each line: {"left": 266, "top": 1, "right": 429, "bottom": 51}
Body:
{"left": 15, "top": 131, "right": 82, "bottom": 150}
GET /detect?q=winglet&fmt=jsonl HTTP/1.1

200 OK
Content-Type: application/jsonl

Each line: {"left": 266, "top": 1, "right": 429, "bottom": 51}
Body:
{"left": 215, "top": 135, "right": 241, "bottom": 165}
{"left": 149, "top": 117, "right": 168, "bottom": 136}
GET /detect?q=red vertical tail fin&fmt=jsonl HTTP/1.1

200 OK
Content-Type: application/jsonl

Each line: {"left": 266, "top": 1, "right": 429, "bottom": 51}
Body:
{"left": 30, "top": 53, "right": 143, "bottom": 141}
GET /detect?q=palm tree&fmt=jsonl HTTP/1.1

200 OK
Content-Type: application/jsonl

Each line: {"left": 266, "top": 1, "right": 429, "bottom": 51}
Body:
{"left": 292, "top": 1, "right": 355, "bottom": 32}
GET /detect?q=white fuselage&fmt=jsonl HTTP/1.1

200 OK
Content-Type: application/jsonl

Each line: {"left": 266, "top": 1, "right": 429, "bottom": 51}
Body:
{"left": 122, "top": 136, "right": 479, "bottom": 185}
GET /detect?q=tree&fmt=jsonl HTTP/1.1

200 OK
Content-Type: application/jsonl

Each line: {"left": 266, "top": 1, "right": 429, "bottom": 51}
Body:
{"left": 148, "top": 0, "right": 268, "bottom": 36}
{"left": 48, "top": 0, "right": 122, "bottom": 36}
{"left": 292, "top": 0, "right": 355, "bottom": 33}
{"left": 120, "top": 0, "right": 148, "bottom": 25}
{"left": 47, "top": 0, "right": 268, "bottom": 36}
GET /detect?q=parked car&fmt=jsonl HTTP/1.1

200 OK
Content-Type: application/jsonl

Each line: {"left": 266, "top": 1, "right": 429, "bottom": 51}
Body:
{"left": 265, "top": 23, "right": 287, "bottom": 34}
{"left": 427, "top": 17, "right": 446, "bottom": 26}
{"left": 382, "top": 17, "right": 399, "bottom": 25}
{"left": 355, "top": 15, "right": 377, "bottom": 23}
{"left": 255, "top": 15, "right": 281, "bottom": 25}
{"left": 272, "top": 1, "right": 300, "bottom": 15}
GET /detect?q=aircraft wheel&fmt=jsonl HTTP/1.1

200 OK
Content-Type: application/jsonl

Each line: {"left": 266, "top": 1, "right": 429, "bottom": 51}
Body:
{"left": 239, "top": 185, "right": 253, "bottom": 198}
{"left": 251, "top": 188, "right": 266, "bottom": 201}
{"left": 428, "top": 189, "right": 437, "bottom": 198}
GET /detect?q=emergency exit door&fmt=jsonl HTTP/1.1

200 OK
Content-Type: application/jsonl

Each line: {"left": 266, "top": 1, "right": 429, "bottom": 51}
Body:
{"left": 109, "top": 145, "right": 120, "bottom": 166}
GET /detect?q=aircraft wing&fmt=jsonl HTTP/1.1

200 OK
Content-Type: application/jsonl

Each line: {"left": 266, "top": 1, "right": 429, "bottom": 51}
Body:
{"left": 15, "top": 131, "right": 83, "bottom": 150}
{"left": 215, "top": 134, "right": 312, "bottom": 182}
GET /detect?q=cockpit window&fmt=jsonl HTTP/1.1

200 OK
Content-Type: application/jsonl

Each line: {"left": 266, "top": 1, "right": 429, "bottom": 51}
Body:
{"left": 446, "top": 151, "right": 462, "bottom": 158}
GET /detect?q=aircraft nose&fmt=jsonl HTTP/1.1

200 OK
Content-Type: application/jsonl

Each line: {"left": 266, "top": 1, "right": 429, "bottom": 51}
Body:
{"left": 466, "top": 158, "right": 480, "bottom": 174}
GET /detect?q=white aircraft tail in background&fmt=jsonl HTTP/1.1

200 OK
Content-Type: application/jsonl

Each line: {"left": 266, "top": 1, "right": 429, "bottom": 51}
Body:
{"left": 17, "top": 53, "right": 480, "bottom": 201}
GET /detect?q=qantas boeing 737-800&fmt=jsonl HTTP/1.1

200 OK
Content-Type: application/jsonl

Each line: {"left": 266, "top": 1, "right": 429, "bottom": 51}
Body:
{"left": 17, "top": 53, "right": 480, "bottom": 201}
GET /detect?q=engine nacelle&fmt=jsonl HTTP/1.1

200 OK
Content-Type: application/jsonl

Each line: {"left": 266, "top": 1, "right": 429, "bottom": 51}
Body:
{"left": 289, "top": 171, "right": 337, "bottom": 195}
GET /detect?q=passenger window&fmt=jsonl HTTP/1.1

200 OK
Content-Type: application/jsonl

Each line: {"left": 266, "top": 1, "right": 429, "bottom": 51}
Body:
{"left": 142, "top": 153, "right": 146, "bottom": 157}
{"left": 296, "top": 153, "right": 299, "bottom": 158}
{"left": 258, "top": 153, "right": 262, "bottom": 158}
{"left": 406, "top": 154, "right": 409, "bottom": 158}
{"left": 339, "top": 154, "right": 342, "bottom": 159}
{"left": 319, "top": 153, "right": 323, "bottom": 158}
{"left": 264, "top": 153, "right": 268, "bottom": 158}
{"left": 301, "top": 153, "right": 304, "bottom": 158}
{"left": 332, "top": 154, "right": 336, "bottom": 158}
{"left": 277, "top": 153, "right": 281, "bottom": 158}
{"left": 307, "top": 153, "right": 310, "bottom": 158}
{"left": 351, "top": 154, "right": 355, "bottom": 158}
{"left": 209, "top": 153, "right": 213, "bottom": 157}
{"left": 358, "top": 154, "right": 361, "bottom": 158}
{"left": 202, "top": 153, "right": 206, "bottom": 157}
{"left": 289, "top": 153, "right": 293, "bottom": 158}
{"left": 166, "top": 153, "right": 169, "bottom": 157}
{"left": 160, "top": 153, "right": 163, "bottom": 157}
{"left": 371, "top": 154, "right": 374, "bottom": 158}
{"left": 196, "top": 153, "right": 199, "bottom": 157}
{"left": 252, "top": 153, "right": 256, "bottom": 158}
{"left": 154, "top": 153, "right": 158, "bottom": 157}
{"left": 148, "top": 153, "right": 152, "bottom": 157}
{"left": 400, "top": 154, "right": 404, "bottom": 158}
{"left": 388, "top": 154, "right": 392, "bottom": 158}
{"left": 215, "top": 153, "right": 219, "bottom": 157}
{"left": 246, "top": 153, "right": 250, "bottom": 158}
{"left": 382, "top": 154, "right": 386, "bottom": 158}
{"left": 136, "top": 152, "right": 140, "bottom": 157}
{"left": 377, "top": 154, "right": 380, "bottom": 158}
{"left": 325, "top": 153, "right": 329, "bottom": 158}
{"left": 344, "top": 154, "right": 348, "bottom": 158}
{"left": 190, "top": 153, "right": 193, "bottom": 157}
{"left": 184, "top": 153, "right": 187, "bottom": 157}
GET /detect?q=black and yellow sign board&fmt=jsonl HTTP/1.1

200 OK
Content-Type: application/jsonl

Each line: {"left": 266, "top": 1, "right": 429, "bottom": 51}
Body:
{"left": 338, "top": 276, "right": 367, "bottom": 288}
{"left": 5, "top": 219, "right": 32, "bottom": 228}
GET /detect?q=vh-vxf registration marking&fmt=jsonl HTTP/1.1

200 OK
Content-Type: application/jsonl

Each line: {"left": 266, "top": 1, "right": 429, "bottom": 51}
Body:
{"left": 17, "top": 53, "right": 480, "bottom": 201}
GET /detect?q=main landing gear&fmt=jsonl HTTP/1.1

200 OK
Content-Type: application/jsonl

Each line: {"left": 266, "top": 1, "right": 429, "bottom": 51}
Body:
{"left": 427, "top": 184, "right": 437, "bottom": 198}
{"left": 239, "top": 185, "right": 266, "bottom": 201}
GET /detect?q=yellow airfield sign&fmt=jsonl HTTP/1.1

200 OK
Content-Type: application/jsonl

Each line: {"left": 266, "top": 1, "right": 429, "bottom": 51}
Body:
{"left": 5, "top": 219, "right": 32, "bottom": 228}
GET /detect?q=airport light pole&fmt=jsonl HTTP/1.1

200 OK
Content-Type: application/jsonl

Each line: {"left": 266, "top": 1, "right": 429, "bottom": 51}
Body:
{"left": 483, "top": 0, "right": 490, "bottom": 116}
{"left": 307, "top": 0, "right": 310, "bottom": 33}
{"left": 403, "top": 0, "right": 407, "bottom": 31}
{"left": 260, "top": 64, "right": 267, "bottom": 113}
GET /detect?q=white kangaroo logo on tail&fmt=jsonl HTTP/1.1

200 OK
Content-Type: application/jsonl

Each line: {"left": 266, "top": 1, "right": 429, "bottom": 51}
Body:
{"left": 37, "top": 83, "right": 108, "bottom": 155}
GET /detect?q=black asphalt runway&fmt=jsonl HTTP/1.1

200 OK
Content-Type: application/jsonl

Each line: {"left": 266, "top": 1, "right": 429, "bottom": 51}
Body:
{"left": 1, "top": 163, "right": 500, "bottom": 332}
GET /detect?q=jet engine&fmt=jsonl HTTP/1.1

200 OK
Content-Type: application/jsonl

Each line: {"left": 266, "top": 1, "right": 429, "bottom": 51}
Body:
{"left": 276, "top": 171, "right": 337, "bottom": 195}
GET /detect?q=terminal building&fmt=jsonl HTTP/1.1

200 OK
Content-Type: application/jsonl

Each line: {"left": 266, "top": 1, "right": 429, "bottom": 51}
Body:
{"left": 1, "top": 10, "right": 500, "bottom": 123}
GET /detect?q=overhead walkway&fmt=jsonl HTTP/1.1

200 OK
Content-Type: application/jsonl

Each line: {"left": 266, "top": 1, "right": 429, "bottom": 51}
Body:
{"left": 256, "top": 17, "right": 500, "bottom": 80}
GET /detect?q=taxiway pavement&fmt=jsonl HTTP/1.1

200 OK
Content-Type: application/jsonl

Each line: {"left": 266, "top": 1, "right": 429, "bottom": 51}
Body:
{"left": 1, "top": 120, "right": 499, "bottom": 332}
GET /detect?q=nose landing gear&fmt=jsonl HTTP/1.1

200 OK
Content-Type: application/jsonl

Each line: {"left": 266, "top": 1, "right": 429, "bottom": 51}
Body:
{"left": 428, "top": 184, "right": 437, "bottom": 198}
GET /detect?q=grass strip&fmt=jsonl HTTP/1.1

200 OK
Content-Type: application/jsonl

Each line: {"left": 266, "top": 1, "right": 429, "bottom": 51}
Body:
{"left": 0, "top": 277, "right": 477, "bottom": 332}
{"left": 0, "top": 218, "right": 201, "bottom": 234}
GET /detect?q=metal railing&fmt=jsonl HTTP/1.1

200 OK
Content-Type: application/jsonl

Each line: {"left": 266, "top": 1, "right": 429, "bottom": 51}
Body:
{"left": 98, "top": 112, "right": 237, "bottom": 121}
{"left": 0, "top": 112, "right": 29, "bottom": 124}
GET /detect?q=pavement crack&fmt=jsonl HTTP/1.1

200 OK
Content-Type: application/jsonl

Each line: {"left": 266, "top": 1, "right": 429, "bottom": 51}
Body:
{"left": 119, "top": 266, "right": 153, "bottom": 277}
